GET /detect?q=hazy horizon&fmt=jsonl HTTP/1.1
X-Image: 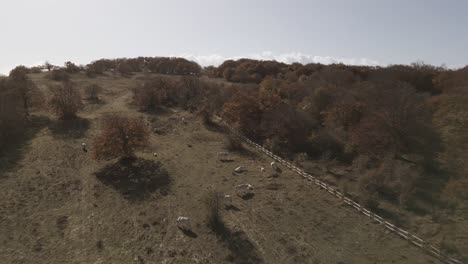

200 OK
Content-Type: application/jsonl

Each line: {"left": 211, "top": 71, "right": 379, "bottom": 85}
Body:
{"left": 1, "top": 0, "right": 467, "bottom": 74}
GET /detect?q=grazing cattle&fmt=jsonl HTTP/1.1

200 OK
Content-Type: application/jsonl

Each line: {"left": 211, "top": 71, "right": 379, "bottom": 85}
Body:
{"left": 234, "top": 166, "right": 246, "bottom": 173}
{"left": 271, "top": 161, "right": 281, "bottom": 172}
{"left": 176, "top": 217, "right": 192, "bottom": 231}
{"left": 153, "top": 152, "right": 158, "bottom": 157}
{"left": 235, "top": 184, "right": 254, "bottom": 197}
{"left": 81, "top": 143, "right": 87, "bottom": 152}
{"left": 223, "top": 195, "right": 233, "bottom": 207}
{"left": 218, "top": 152, "right": 233, "bottom": 162}
{"left": 260, "top": 167, "right": 266, "bottom": 172}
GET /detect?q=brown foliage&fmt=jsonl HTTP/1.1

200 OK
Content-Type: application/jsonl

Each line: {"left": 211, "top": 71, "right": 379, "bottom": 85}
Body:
{"left": 64, "top": 61, "right": 81, "bottom": 74}
{"left": 9, "top": 66, "right": 44, "bottom": 116}
{"left": 133, "top": 77, "right": 175, "bottom": 111}
{"left": 0, "top": 78, "right": 25, "bottom": 148}
{"left": 92, "top": 114, "right": 149, "bottom": 160}
{"left": 360, "top": 157, "right": 422, "bottom": 205}
{"left": 47, "top": 68, "right": 70, "bottom": 81}
{"left": 48, "top": 81, "right": 83, "bottom": 119}
{"left": 225, "top": 134, "right": 243, "bottom": 152}
{"left": 221, "top": 90, "right": 262, "bottom": 139}
{"left": 116, "top": 61, "right": 133, "bottom": 77}
{"left": 84, "top": 84, "right": 103, "bottom": 101}
{"left": 350, "top": 81, "right": 436, "bottom": 157}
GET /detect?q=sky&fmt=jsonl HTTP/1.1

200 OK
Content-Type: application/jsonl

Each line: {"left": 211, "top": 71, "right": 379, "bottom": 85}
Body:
{"left": 0, "top": 0, "right": 467, "bottom": 74}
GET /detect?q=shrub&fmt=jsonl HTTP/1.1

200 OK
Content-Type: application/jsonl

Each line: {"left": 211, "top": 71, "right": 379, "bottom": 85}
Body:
{"left": 44, "top": 61, "right": 55, "bottom": 71}
{"left": 133, "top": 77, "right": 177, "bottom": 111}
{"left": 9, "top": 66, "right": 44, "bottom": 117}
{"left": 116, "top": 61, "right": 133, "bottom": 77}
{"left": 221, "top": 90, "right": 263, "bottom": 139}
{"left": 199, "top": 107, "right": 212, "bottom": 126}
{"left": 225, "top": 134, "right": 243, "bottom": 152}
{"left": 360, "top": 192, "right": 380, "bottom": 211}
{"left": 0, "top": 79, "right": 25, "bottom": 148}
{"left": 351, "top": 81, "right": 437, "bottom": 158}
{"left": 84, "top": 84, "right": 103, "bottom": 101}
{"left": 64, "top": 61, "right": 81, "bottom": 74}
{"left": 92, "top": 114, "right": 149, "bottom": 160}
{"left": 47, "top": 68, "right": 70, "bottom": 81}
{"left": 307, "top": 130, "right": 344, "bottom": 159}
{"left": 48, "top": 81, "right": 83, "bottom": 119}
{"left": 29, "top": 66, "right": 44, "bottom": 73}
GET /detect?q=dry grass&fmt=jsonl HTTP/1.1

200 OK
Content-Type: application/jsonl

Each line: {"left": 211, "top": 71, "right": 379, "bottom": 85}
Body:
{"left": 0, "top": 72, "right": 460, "bottom": 263}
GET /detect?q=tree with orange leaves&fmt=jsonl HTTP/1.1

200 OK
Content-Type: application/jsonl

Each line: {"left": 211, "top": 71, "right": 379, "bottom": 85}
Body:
{"left": 92, "top": 114, "right": 149, "bottom": 160}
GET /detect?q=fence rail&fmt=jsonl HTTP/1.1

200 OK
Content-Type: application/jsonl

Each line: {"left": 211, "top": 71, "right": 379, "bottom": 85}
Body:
{"left": 219, "top": 119, "right": 463, "bottom": 264}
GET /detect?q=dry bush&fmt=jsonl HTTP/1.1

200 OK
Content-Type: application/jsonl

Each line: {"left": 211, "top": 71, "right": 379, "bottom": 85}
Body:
{"left": 29, "top": 66, "right": 44, "bottom": 73}
{"left": 307, "top": 130, "right": 344, "bottom": 160}
{"left": 360, "top": 193, "right": 380, "bottom": 211}
{"left": 92, "top": 114, "right": 149, "bottom": 160}
{"left": 133, "top": 77, "right": 177, "bottom": 111}
{"left": 48, "top": 81, "right": 83, "bottom": 119}
{"left": 260, "top": 100, "right": 312, "bottom": 153}
{"left": 47, "top": 68, "right": 70, "bottom": 81}
{"left": 359, "top": 157, "right": 422, "bottom": 205}
{"left": 221, "top": 90, "right": 263, "bottom": 139}
{"left": 9, "top": 66, "right": 44, "bottom": 116}
{"left": 84, "top": 84, "right": 103, "bottom": 101}
{"left": 64, "top": 61, "right": 81, "bottom": 74}
{"left": 225, "top": 134, "right": 243, "bottom": 152}
{"left": 179, "top": 76, "right": 203, "bottom": 109}
{"left": 44, "top": 61, "right": 55, "bottom": 71}
{"left": 0, "top": 80, "right": 25, "bottom": 148}
{"left": 116, "top": 61, "right": 133, "bottom": 77}
{"left": 350, "top": 81, "right": 437, "bottom": 159}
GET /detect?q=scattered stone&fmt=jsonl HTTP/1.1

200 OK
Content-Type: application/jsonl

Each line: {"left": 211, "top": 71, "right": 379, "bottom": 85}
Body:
{"left": 234, "top": 166, "right": 246, "bottom": 173}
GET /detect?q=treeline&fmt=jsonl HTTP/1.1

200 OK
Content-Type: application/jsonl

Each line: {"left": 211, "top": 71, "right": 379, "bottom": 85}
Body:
{"left": 134, "top": 59, "right": 468, "bottom": 213}
{"left": 209, "top": 59, "right": 446, "bottom": 94}
{"left": 16, "top": 57, "right": 202, "bottom": 80}
{"left": 209, "top": 60, "right": 468, "bottom": 212}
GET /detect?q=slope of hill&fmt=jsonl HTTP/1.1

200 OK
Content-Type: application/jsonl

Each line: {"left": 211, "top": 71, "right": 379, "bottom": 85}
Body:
{"left": 0, "top": 72, "right": 446, "bottom": 263}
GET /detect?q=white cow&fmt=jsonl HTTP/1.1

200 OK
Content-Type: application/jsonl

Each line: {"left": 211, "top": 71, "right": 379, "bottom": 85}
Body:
{"left": 271, "top": 161, "right": 280, "bottom": 172}
{"left": 153, "top": 152, "right": 158, "bottom": 157}
{"left": 223, "top": 195, "right": 233, "bottom": 207}
{"left": 234, "top": 166, "right": 246, "bottom": 173}
{"left": 260, "top": 167, "right": 266, "bottom": 172}
{"left": 176, "top": 216, "right": 192, "bottom": 231}
{"left": 235, "top": 184, "right": 254, "bottom": 197}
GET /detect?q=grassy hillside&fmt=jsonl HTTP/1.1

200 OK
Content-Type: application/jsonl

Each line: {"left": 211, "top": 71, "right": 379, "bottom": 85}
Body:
{"left": 0, "top": 71, "right": 452, "bottom": 263}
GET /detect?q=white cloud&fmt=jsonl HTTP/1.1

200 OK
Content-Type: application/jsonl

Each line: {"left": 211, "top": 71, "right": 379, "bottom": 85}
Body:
{"left": 178, "top": 51, "right": 381, "bottom": 67}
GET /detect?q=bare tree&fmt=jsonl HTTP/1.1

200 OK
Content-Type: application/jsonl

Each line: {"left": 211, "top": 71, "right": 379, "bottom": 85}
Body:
{"left": 9, "top": 66, "right": 44, "bottom": 117}
{"left": 48, "top": 81, "right": 83, "bottom": 119}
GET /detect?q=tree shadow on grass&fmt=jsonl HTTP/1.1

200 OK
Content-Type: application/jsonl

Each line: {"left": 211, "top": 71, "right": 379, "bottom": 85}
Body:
{"left": 95, "top": 158, "right": 171, "bottom": 201}
{"left": 211, "top": 220, "right": 263, "bottom": 264}
{"left": 181, "top": 229, "right": 198, "bottom": 238}
{"left": 0, "top": 115, "right": 50, "bottom": 176}
{"left": 49, "top": 117, "right": 90, "bottom": 139}
{"left": 204, "top": 121, "right": 227, "bottom": 133}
